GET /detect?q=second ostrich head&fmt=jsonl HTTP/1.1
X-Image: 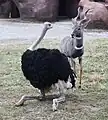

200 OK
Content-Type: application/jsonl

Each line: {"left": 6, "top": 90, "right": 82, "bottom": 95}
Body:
{"left": 28, "top": 22, "right": 52, "bottom": 51}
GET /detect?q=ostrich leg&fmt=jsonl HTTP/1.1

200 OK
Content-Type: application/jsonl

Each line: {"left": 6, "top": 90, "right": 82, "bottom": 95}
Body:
{"left": 52, "top": 80, "right": 66, "bottom": 111}
{"left": 15, "top": 90, "right": 46, "bottom": 106}
{"left": 15, "top": 95, "right": 39, "bottom": 106}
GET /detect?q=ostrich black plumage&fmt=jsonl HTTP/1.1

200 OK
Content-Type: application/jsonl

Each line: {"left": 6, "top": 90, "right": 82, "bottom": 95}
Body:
{"left": 15, "top": 22, "right": 76, "bottom": 111}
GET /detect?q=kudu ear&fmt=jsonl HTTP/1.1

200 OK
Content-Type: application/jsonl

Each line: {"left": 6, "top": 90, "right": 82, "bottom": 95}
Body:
{"left": 71, "top": 18, "right": 77, "bottom": 25}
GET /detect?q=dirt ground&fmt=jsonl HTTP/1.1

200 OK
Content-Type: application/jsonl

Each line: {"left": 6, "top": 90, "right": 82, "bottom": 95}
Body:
{"left": 0, "top": 38, "right": 108, "bottom": 120}
{"left": 0, "top": 19, "right": 108, "bottom": 42}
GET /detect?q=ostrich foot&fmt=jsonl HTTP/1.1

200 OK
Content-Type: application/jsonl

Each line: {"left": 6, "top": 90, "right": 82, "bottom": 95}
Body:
{"left": 52, "top": 96, "right": 65, "bottom": 111}
{"left": 15, "top": 95, "right": 25, "bottom": 106}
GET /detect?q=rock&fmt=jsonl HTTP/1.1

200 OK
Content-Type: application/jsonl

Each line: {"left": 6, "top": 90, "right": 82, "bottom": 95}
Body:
{"left": 14, "top": 0, "right": 79, "bottom": 21}
{"left": 0, "top": 0, "right": 79, "bottom": 21}
{"left": 0, "top": 0, "right": 20, "bottom": 18}
{"left": 79, "top": 0, "right": 108, "bottom": 29}
{"left": 0, "top": 0, "right": 11, "bottom": 18}
{"left": 15, "top": 0, "right": 59, "bottom": 21}
{"left": 105, "top": 0, "right": 108, "bottom": 2}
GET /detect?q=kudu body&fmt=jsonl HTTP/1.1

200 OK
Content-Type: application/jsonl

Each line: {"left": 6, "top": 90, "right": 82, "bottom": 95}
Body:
{"left": 60, "top": 7, "right": 90, "bottom": 88}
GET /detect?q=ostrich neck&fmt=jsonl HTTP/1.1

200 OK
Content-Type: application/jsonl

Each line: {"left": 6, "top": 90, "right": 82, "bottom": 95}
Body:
{"left": 28, "top": 27, "right": 47, "bottom": 51}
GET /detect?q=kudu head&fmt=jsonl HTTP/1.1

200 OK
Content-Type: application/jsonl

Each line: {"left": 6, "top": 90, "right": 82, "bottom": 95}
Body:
{"left": 71, "top": 7, "right": 90, "bottom": 48}
{"left": 71, "top": 7, "right": 90, "bottom": 37}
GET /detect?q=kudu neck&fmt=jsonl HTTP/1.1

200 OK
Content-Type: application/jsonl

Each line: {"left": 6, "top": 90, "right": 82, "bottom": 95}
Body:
{"left": 28, "top": 27, "right": 47, "bottom": 51}
{"left": 74, "top": 33, "right": 83, "bottom": 50}
{"left": 75, "top": 36, "right": 83, "bottom": 47}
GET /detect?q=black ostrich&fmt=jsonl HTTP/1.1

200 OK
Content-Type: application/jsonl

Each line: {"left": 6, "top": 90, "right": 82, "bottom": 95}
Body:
{"left": 15, "top": 22, "right": 76, "bottom": 111}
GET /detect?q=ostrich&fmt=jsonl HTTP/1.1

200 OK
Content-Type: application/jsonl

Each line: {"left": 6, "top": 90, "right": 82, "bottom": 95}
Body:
{"left": 15, "top": 22, "right": 76, "bottom": 111}
{"left": 60, "top": 7, "right": 90, "bottom": 88}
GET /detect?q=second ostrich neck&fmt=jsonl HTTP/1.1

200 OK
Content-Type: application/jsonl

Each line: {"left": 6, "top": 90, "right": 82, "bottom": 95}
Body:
{"left": 28, "top": 27, "right": 47, "bottom": 51}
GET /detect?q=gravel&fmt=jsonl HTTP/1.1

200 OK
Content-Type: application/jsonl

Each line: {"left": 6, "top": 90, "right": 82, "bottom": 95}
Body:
{"left": 0, "top": 19, "right": 107, "bottom": 43}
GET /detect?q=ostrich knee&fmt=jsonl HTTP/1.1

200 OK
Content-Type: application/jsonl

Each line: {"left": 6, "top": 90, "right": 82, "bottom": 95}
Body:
{"left": 52, "top": 80, "right": 66, "bottom": 111}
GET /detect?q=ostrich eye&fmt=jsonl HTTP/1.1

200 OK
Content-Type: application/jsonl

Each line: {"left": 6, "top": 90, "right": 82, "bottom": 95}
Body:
{"left": 48, "top": 24, "right": 51, "bottom": 26}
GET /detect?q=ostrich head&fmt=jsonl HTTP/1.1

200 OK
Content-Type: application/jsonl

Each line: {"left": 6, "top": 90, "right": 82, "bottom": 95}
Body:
{"left": 44, "top": 22, "right": 53, "bottom": 30}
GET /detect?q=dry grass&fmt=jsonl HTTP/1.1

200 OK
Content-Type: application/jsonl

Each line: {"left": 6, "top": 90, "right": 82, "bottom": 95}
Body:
{"left": 0, "top": 38, "right": 108, "bottom": 120}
